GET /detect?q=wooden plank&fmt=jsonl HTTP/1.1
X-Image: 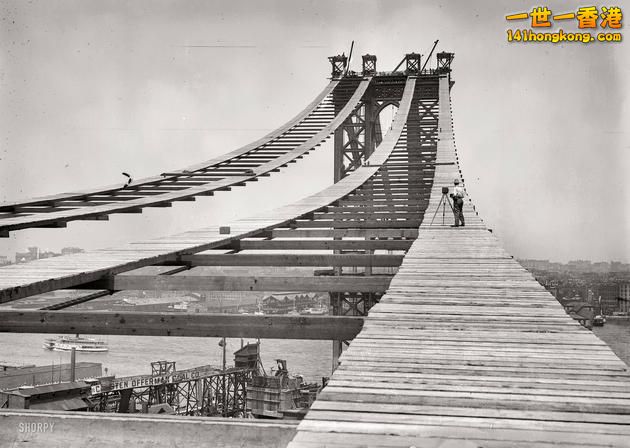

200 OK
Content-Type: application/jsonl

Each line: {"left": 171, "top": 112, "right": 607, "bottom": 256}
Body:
{"left": 325, "top": 379, "right": 630, "bottom": 398}
{"left": 329, "top": 372, "right": 630, "bottom": 392}
{"left": 42, "top": 290, "right": 111, "bottom": 310}
{"left": 294, "top": 420, "right": 630, "bottom": 446}
{"left": 289, "top": 432, "right": 612, "bottom": 448}
{"left": 1, "top": 410, "right": 298, "bottom": 448}
{"left": 294, "top": 220, "right": 421, "bottom": 229}
{"left": 314, "top": 213, "right": 421, "bottom": 220}
{"left": 310, "top": 400, "right": 630, "bottom": 425}
{"left": 235, "top": 239, "right": 412, "bottom": 251}
{"left": 305, "top": 410, "right": 630, "bottom": 435}
{"left": 317, "top": 386, "right": 630, "bottom": 414}
{"left": 180, "top": 253, "right": 405, "bottom": 267}
{"left": 0, "top": 310, "right": 363, "bottom": 340}
{"left": 109, "top": 274, "right": 392, "bottom": 292}
{"left": 271, "top": 228, "right": 419, "bottom": 238}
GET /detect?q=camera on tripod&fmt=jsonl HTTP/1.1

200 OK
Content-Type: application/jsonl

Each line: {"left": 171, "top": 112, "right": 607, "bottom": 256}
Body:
{"left": 431, "top": 185, "right": 455, "bottom": 226}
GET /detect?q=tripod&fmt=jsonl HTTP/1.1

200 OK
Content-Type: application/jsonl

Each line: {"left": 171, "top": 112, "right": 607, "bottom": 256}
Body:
{"left": 430, "top": 189, "right": 455, "bottom": 226}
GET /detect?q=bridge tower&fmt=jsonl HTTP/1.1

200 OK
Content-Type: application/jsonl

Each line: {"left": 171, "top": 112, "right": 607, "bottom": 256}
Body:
{"left": 329, "top": 53, "right": 387, "bottom": 368}
{"left": 327, "top": 51, "right": 443, "bottom": 368}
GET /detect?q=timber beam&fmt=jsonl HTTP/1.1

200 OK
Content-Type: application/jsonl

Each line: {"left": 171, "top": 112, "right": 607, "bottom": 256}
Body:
{"left": 232, "top": 239, "right": 413, "bottom": 251}
{"left": 293, "top": 220, "right": 421, "bottom": 229}
{"left": 80, "top": 274, "right": 393, "bottom": 292}
{"left": 0, "top": 411, "right": 298, "bottom": 448}
{"left": 270, "top": 228, "right": 419, "bottom": 238}
{"left": 178, "top": 253, "right": 405, "bottom": 267}
{"left": 312, "top": 213, "right": 421, "bottom": 221}
{"left": 324, "top": 205, "right": 424, "bottom": 211}
{"left": 0, "top": 310, "right": 364, "bottom": 340}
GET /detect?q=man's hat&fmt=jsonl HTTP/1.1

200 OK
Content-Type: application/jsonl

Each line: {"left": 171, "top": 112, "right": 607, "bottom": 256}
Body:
{"left": 453, "top": 179, "right": 460, "bottom": 184}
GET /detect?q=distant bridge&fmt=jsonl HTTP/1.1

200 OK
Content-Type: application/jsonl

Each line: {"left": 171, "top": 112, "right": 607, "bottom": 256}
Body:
{"left": 1, "top": 52, "right": 629, "bottom": 447}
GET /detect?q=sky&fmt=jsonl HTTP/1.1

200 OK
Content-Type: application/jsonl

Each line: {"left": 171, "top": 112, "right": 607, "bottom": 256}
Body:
{"left": 0, "top": 0, "right": 628, "bottom": 263}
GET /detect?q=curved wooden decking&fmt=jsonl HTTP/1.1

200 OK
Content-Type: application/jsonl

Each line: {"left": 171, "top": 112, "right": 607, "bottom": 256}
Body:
{"left": 0, "top": 78, "right": 368, "bottom": 235}
{"left": 287, "top": 76, "right": 630, "bottom": 448}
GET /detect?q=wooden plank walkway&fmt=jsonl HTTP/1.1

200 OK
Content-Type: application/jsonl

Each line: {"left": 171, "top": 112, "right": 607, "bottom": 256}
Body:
{"left": 287, "top": 76, "right": 630, "bottom": 447}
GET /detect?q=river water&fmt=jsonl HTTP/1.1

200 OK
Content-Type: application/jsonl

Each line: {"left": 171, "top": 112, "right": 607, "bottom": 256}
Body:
{"left": 1, "top": 319, "right": 628, "bottom": 383}
{"left": 0, "top": 334, "right": 332, "bottom": 382}
{"left": 592, "top": 318, "right": 630, "bottom": 367}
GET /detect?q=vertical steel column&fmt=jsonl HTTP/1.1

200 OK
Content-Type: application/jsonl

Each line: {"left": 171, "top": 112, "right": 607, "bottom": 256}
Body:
{"left": 331, "top": 85, "right": 380, "bottom": 370}
{"left": 364, "top": 95, "right": 378, "bottom": 160}
{"left": 333, "top": 86, "right": 379, "bottom": 182}
{"left": 333, "top": 127, "right": 345, "bottom": 183}
{"left": 331, "top": 291, "right": 383, "bottom": 371}
{"left": 331, "top": 292, "right": 343, "bottom": 371}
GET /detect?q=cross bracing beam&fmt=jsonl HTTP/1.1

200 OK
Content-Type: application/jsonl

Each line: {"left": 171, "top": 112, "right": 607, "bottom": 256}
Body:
{"left": 0, "top": 311, "right": 363, "bottom": 340}
{"left": 230, "top": 239, "right": 413, "bottom": 251}
{"left": 83, "top": 274, "right": 393, "bottom": 293}
{"left": 291, "top": 220, "right": 422, "bottom": 229}
{"left": 179, "top": 254, "right": 406, "bottom": 267}
{"left": 269, "top": 228, "right": 419, "bottom": 238}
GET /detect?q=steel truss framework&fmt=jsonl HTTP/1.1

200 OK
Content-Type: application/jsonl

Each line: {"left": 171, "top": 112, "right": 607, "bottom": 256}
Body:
{"left": 93, "top": 368, "right": 254, "bottom": 417}
{"left": 329, "top": 75, "right": 441, "bottom": 364}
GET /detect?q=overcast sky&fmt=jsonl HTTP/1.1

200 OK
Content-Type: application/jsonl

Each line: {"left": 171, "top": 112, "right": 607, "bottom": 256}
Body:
{"left": 0, "top": 0, "right": 628, "bottom": 262}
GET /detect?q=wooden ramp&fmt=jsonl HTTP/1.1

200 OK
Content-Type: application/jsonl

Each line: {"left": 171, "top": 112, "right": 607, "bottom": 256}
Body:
{"left": 287, "top": 77, "right": 630, "bottom": 447}
{"left": 0, "top": 78, "right": 368, "bottom": 235}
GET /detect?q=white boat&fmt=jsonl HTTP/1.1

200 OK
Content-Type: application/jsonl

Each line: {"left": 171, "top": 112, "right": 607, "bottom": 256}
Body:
{"left": 43, "top": 335, "right": 108, "bottom": 352}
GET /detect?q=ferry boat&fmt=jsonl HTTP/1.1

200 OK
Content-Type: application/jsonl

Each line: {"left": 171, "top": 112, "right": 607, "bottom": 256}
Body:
{"left": 43, "top": 335, "right": 108, "bottom": 352}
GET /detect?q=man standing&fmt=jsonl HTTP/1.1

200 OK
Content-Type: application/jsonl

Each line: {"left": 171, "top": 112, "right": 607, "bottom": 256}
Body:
{"left": 450, "top": 179, "right": 465, "bottom": 227}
